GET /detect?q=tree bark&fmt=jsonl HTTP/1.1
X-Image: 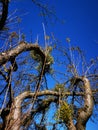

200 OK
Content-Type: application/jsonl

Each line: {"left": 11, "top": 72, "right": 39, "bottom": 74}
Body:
{"left": 0, "top": 42, "right": 45, "bottom": 66}
{"left": 1, "top": 101, "right": 21, "bottom": 130}
{"left": 1, "top": 91, "right": 59, "bottom": 130}
{"left": 64, "top": 76, "right": 94, "bottom": 130}
{"left": 66, "top": 119, "right": 76, "bottom": 130}
{"left": 76, "top": 77, "right": 94, "bottom": 130}
{"left": 0, "top": 77, "right": 94, "bottom": 130}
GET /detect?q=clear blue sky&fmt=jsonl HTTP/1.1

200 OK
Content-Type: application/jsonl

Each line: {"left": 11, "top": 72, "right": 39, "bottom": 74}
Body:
{"left": 9, "top": 0, "right": 98, "bottom": 129}
{"left": 10, "top": 0, "right": 98, "bottom": 59}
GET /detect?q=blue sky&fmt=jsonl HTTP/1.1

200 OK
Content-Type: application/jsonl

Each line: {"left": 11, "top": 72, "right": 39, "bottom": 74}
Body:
{"left": 10, "top": 0, "right": 98, "bottom": 59}
{"left": 9, "top": 0, "right": 98, "bottom": 129}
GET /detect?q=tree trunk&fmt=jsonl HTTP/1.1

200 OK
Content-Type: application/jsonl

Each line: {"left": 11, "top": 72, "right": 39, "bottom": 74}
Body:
{"left": 75, "top": 76, "right": 94, "bottom": 130}
{"left": 1, "top": 100, "right": 21, "bottom": 130}
{"left": 76, "top": 122, "right": 85, "bottom": 130}
{"left": 66, "top": 77, "right": 94, "bottom": 130}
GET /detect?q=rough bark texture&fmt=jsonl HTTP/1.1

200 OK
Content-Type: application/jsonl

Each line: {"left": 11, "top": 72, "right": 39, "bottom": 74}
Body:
{"left": 66, "top": 119, "right": 76, "bottom": 130}
{"left": 75, "top": 77, "right": 94, "bottom": 130}
{"left": 0, "top": 42, "right": 45, "bottom": 66}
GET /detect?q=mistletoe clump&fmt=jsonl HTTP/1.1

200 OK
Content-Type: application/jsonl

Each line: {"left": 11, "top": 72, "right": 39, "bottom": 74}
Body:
{"left": 55, "top": 101, "right": 73, "bottom": 122}
{"left": 30, "top": 46, "right": 54, "bottom": 74}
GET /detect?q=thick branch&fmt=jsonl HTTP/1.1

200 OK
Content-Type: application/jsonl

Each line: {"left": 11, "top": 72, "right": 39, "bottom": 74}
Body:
{"left": 0, "top": 42, "right": 45, "bottom": 66}
{"left": 11, "top": 90, "right": 84, "bottom": 121}
{"left": 15, "top": 90, "right": 85, "bottom": 104}
{"left": 6, "top": 91, "right": 59, "bottom": 130}
{"left": 11, "top": 90, "right": 84, "bottom": 129}
{"left": 0, "top": 87, "right": 94, "bottom": 130}
{"left": 76, "top": 77, "right": 94, "bottom": 130}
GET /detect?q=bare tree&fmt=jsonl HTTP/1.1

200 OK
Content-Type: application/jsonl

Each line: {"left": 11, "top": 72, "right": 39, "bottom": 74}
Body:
{"left": 0, "top": 1, "right": 98, "bottom": 130}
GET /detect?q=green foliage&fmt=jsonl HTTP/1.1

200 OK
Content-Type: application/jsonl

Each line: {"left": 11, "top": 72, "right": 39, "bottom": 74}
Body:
{"left": 54, "top": 83, "right": 66, "bottom": 93}
{"left": 30, "top": 46, "right": 54, "bottom": 74}
{"left": 55, "top": 101, "right": 73, "bottom": 122}
{"left": 54, "top": 84, "right": 64, "bottom": 92}
{"left": 30, "top": 49, "right": 42, "bottom": 62}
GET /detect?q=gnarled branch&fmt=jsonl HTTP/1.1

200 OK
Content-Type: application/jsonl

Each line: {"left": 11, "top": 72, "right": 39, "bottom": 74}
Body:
{"left": 75, "top": 77, "right": 94, "bottom": 130}
{"left": 0, "top": 42, "right": 45, "bottom": 66}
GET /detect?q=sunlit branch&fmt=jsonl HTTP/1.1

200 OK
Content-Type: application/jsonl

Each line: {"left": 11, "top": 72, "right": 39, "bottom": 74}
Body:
{"left": 0, "top": 42, "right": 45, "bottom": 66}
